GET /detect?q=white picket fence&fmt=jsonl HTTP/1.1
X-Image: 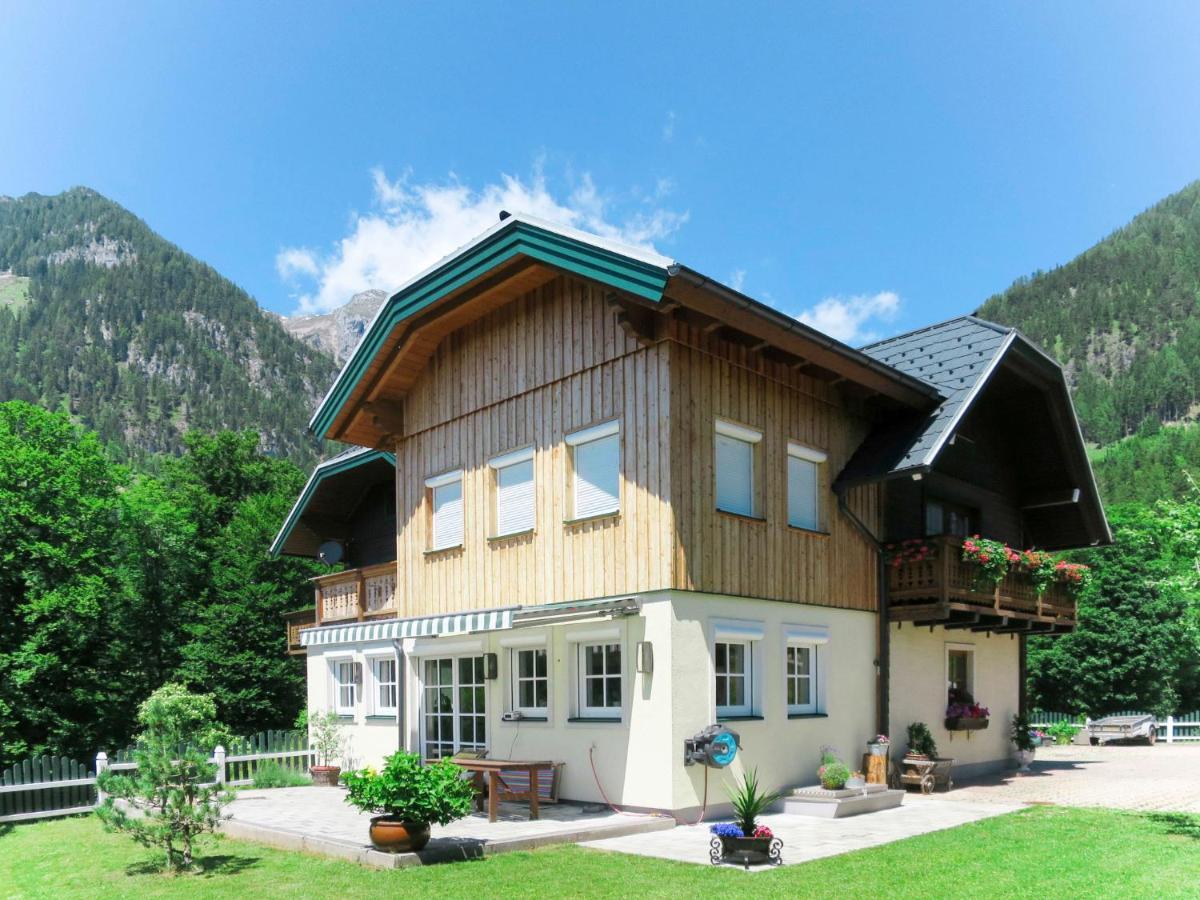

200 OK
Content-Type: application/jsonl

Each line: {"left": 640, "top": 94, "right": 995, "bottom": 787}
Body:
{"left": 0, "top": 731, "right": 314, "bottom": 824}
{"left": 1030, "top": 710, "right": 1200, "bottom": 743}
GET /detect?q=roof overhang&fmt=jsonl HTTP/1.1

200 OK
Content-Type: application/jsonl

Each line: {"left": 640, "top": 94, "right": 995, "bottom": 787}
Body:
{"left": 270, "top": 448, "right": 396, "bottom": 558}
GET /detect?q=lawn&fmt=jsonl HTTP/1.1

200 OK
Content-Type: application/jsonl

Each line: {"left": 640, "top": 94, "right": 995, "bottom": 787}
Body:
{"left": 1, "top": 806, "right": 1197, "bottom": 899}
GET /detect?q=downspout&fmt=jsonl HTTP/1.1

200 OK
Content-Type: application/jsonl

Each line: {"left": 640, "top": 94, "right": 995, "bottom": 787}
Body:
{"left": 392, "top": 639, "right": 406, "bottom": 754}
{"left": 835, "top": 485, "right": 890, "bottom": 738}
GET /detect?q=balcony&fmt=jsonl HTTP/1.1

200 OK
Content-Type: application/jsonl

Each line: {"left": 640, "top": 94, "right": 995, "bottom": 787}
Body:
{"left": 284, "top": 607, "right": 316, "bottom": 655}
{"left": 313, "top": 562, "right": 398, "bottom": 624}
{"left": 886, "top": 535, "right": 1076, "bottom": 634}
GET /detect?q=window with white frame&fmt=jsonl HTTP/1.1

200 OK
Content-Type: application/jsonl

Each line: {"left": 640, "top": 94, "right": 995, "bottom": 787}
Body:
{"left": 713, "top": 619, "right": 764, "bottom": 718}
{"left": 426, "top": 469, "right": 464, "bottom": 551}
{"left": 511, "top": 647, "right": 549, "bottom": 717}
{"left": 566, "top": 421, "right": 620, "bottom": 520}
{"left": 784, "top": 624, "right": 828, "bottom": 716}
{"left": 947, "top": 645, "right": 975, "bottom": 704}
{"left": 577, "top": 642, "right": 622, "bottom": 718}
{"left": 489, "top": 447, "right": 535, "bottom": 537}
{"left": 371, "top": 656, "right": 398, "bottom": 715}
{"left": 332, "top": 659, "right": 357, "bottom": 716}
{"left": 715, "top": 420, "right": 761, "bottom": 517}
{"left": 787, "top": 442, "right": 827, "bottom": 531}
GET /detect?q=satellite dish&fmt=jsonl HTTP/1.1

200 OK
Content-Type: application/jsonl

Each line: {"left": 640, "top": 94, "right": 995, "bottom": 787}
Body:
{"left": 318, "top": 540, "right": 345, "bottom": 565}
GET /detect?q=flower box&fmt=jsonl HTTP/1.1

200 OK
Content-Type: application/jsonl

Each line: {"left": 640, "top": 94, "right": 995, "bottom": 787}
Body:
{"left": 945, "top": 716, "right": 989, "bottom": 731}
{"left": 709, "top": 834, "right": 782, "bottom": 868}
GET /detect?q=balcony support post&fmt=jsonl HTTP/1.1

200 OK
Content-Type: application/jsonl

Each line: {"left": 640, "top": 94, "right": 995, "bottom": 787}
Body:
{"left": 356, "top": 570, "right": 367, "bottom": 621}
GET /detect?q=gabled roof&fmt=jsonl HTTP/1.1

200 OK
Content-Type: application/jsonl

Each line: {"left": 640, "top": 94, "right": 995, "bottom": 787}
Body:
{"left": 857, "top": 316, "right": 1016, "bottom": 476}
{"left": 270, "top": 446, "right": 395, "bottom": 557}
{"left": 309, "top": 213, "right": 942, "bottom": 444}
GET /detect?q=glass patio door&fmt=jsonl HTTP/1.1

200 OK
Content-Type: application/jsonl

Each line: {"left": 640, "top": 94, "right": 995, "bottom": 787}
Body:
{"left": 421, "top": 656, "right": 487, "bottom": 759}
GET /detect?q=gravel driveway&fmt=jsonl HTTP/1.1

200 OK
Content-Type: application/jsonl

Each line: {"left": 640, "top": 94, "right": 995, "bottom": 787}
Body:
{"left": 947, "top": 744, "right": 1200, "bottom": 813}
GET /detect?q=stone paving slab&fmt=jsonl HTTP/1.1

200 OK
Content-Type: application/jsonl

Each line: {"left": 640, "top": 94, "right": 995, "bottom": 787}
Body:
{"left": 948, "top": 744, "right": 1200, "bottom": 813}
{"left": 580, "top": 795, "right": 1023, "bottom": 870}
{"left": 222, "top": 786, "right": 673, "bottom": 868}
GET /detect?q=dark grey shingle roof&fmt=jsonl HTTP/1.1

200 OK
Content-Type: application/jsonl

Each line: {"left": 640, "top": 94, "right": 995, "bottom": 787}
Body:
{"left": 857, "top": 316, "right": 1016, "bottom": 474}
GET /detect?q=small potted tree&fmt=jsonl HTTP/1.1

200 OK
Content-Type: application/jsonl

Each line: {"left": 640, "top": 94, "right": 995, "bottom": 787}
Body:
{"left": 708, "top": 768, "right": 783, "bottom": 868}
{"left": 308, "top": 709, "right": 346, "bottom": 787}
{"left": 1011, "top": 713, "right": 1036, "bottom": 772}
{"left": 342, "top": 750, "right": 477, "bottom": 852}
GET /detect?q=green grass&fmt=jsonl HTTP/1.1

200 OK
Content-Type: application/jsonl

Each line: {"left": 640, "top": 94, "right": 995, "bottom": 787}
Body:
{"left": 1, "top": 806, "right": 1197, "bottom": 899}
{"left": 0, "top": 274, "right": 31, "bottom": 312}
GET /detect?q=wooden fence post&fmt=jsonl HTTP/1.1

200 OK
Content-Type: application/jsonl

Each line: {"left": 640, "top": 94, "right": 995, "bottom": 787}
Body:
{"left": 214, "top": 745, "right": 226, "bottom": 786}
{"left": 95, "top": 751, "right": 108, "bottom": 804}
{"left": 1166, "top": 716, "right": 1175, "bottom": 744}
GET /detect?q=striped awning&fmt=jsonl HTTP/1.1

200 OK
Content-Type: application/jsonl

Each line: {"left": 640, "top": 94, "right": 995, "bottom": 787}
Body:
{"left": 300, "top": 608, "right": 515, "bottom": 647}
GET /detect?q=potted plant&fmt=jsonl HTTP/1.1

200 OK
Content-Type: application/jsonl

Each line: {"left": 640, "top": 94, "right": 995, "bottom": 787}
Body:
{"left": 1011, "top": 713, "right": 1036, "bottom": 772}
{"left": 307, "top": 709, "right": 346, "bottom": 787}
{"left": 342, "top": 750, "right": 477, "bottom": 852}
{"left": 867, "top": 734, "right": 890, "bottom": 756}
{"left": 905, "top": 722, "right": 938, "bottom": 760}
{"left": 708, "top": 768, "right": 783, "bottom": 868}
{"left": 845, "top": 770, "right": 867, "bottom": 789}
{"left": 817, "top": 747, "right": 850, "bottom": 790}
{"left": 945, "top": 689, "right": 990, "bottom": 731}
{"left": 960, "top": 535, "right": 1017, "bottom": 591}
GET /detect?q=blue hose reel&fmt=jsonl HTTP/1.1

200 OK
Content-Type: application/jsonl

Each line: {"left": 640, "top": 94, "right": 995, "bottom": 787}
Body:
{"left": 684, "top": 725, "right": 742, "bottom": 767}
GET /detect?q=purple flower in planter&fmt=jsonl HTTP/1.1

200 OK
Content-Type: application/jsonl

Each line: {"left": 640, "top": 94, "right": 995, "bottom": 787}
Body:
{"left": 709, "top": 822, "right": 745, "bottom": 837}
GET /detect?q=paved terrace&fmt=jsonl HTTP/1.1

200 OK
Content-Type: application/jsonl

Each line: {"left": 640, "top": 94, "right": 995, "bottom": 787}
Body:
{"left": 222, "top": 786, "right": 673, "bottom": 868}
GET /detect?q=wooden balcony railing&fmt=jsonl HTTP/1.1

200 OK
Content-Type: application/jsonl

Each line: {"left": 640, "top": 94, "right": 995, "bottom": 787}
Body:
{"left": 313, "top": 562, "right": 398, "bottom": 624}
{"left": 887, "top": 535, "right": 1076, "bottom": 632}
{"left": 284, "top": 607, "right": 316, "bottom": 656}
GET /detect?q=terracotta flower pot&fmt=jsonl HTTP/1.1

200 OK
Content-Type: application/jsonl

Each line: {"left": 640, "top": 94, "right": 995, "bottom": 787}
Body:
{"left": 369, "top": 816, "right": 431, "bottom": 852}
{"left": 310, "top": 765, "right": 342, "bottom": 787}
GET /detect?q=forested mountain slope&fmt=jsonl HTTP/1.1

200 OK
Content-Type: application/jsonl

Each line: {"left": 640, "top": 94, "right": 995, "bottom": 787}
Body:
{"left": 978, "top": 181, "right": 1200, "bottom": 445}
{"left": 0, "top": 188, "right": 337, "bottom": 466}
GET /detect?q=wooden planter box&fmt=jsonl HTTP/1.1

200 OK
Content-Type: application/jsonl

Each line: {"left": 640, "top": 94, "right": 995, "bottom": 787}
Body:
{"left": 945, "top": 717, "right": 989, "bottom": 731}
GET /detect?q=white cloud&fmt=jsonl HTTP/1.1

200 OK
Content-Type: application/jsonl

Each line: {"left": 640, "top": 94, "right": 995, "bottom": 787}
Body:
{"left": 662, "top": 111, "right": 677, "bottom": 142}
{"left": 796, "top": 291, "right": 901, "bottom": 345}
{"left": 279, "top": 167, "right": 688, "bottom": 314}
{"left": 729, "top": 269, "right": 746, "bottom": 292}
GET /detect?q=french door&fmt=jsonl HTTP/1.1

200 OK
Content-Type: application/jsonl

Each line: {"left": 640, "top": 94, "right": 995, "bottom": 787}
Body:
{"left": 421, "top": 656, "right": 487, "bottom": 759}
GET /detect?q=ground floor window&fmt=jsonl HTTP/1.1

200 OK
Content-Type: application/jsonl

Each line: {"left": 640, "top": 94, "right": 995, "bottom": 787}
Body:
{"left": 715, "top": 640, "right": 752, "bottom": 717}
{"left": 577, "top": 643, "right": 622, "bottom": 718}
{"left": 785, "top": 644, "right": 817, "bottom": 714}
{"left": 947, "top": 645, "right": 974, "bottom": 704}
{"left": 422, "top": 656, "right": 487, "bottom": 758}
{"left": 511, "top": 647, "right": 549, "bottom": 717}
{"left": 371, "top": 656, "right": 397, "bottom": 715}
{"left": 332, "top": 659, "right": 357, "bottom": 716}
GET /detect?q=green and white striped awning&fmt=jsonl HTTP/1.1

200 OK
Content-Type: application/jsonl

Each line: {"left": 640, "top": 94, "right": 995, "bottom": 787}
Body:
{"left": 300, "top": 608, "right": 515, "bottom": 647}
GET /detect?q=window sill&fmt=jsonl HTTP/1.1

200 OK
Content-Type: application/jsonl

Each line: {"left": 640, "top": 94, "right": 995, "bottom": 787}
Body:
{"left": 786, "top": 525, "right": 830, "bottom": 538}
{"left": 488, "top": 529, "right": 535, "bottom": 543}
{"left": 717, "top": 715, "right": 765, "bottom": 722}
{"left": 424, "top": 544, "right": 463, "bottom": 557}
{"left": 716, "top": 509, "right": 767, "bottom": 525}
{"left": 788, "top": 712, "right": 828, "bottom": 720}
{"left": 563, "top": 511, "right": 620, "bottom": 527}
{"left": 504, "top": 715, "right": 548, "bottom": 723}
{"left": 567, "top": 716, "right": 622, "bottom": 724}
{"left": 335, "top": 715, "right": 355, "bottom": 722}
{"left": 365, "top": 714, "right": 397, "bottom": 721}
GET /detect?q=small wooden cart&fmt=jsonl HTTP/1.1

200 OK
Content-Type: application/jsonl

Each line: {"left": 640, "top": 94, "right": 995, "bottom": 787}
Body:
{"left": 896, "top": 756, "right": 955, "bottom": 794}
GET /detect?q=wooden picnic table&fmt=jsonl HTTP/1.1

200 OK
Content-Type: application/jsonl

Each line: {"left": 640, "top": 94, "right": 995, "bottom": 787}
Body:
{"left": 452, "top": 758, "right": 557, "bottom": 823}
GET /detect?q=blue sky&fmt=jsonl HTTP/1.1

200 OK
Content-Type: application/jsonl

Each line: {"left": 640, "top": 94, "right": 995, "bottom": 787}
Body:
{"left": 4, "top": 2, "right": 1200, "bottom": 343}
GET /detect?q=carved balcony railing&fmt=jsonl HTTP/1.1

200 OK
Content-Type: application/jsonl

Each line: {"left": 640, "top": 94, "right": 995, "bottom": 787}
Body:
{"left": 886, "top": 535, "right": 1076, "bottom": 634}
{"left": 284, "top": 607, "right": 316, "bottom": 655}
{"left": 313, "top": 562, "right": 398, "bottom": 625}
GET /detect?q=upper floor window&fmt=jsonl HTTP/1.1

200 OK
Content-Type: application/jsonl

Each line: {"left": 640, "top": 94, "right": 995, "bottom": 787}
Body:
{"left": 489, "top": 447, "right": 535, "bottom": 537}
{"left": 715, "top": 420, "right": 762, "bottom": 517}
{"left": 566, "top": 421, "right": 620, "bottom": 520}
{"left": 425, "top": 469, "right": 464, "bottom": 551}
{"left": 787, "top": 442, "right": 827, "bottom": 531}
{"left": 924, "top": 497, "right": 975, "bottom": 538}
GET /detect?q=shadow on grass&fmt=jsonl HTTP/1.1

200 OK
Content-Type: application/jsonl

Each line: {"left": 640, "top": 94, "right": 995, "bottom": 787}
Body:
{"left": 124, "top": 854, "right": 262, "bottom": 878}
{"left": 0, "top": 823, "right": 12, "bottom": 839}
{"left": 1146, "top": 813, "right": 1200, "bottom": 841}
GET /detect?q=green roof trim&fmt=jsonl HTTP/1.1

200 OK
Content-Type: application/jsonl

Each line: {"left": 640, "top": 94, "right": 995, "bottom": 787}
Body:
{"left": 269, "top": 448, "right": 396, "bottom": 557}
{"left": 309, "top": 218, "right": 671, "bottom": 437}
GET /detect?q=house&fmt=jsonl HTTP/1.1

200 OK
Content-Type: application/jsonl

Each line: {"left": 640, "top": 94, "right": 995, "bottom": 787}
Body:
{"left": 272, "top": 214, "right": 1109, "bottom": 818}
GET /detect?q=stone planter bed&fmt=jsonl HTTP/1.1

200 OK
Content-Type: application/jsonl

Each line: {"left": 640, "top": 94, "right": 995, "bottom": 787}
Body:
{"left": 778, "top": 782, "right": 905, "bottom": 818}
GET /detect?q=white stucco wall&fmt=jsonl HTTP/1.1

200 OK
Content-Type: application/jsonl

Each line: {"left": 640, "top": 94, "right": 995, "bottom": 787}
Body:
{"left": 304, "top": 590, "right": 879, "bottom": 814}
{"left": 888, "top": 622, "right": 1019, "bottom": 776}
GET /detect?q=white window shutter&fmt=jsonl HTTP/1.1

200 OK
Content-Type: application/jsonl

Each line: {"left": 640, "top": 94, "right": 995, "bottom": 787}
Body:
{"left": 787, "top": 455, "right": 819, "bottom": 530}
{"left": 573, "top": 432, "right": 620, "bottom": 518}
{"left": 715, "top": 433, "right": 754, "bottom": 516}
{"left": 431, "top": 477, "right": 463, "bottom": 550}
{"left": 496, "top": 458, "right": 535, "bottom": 535}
